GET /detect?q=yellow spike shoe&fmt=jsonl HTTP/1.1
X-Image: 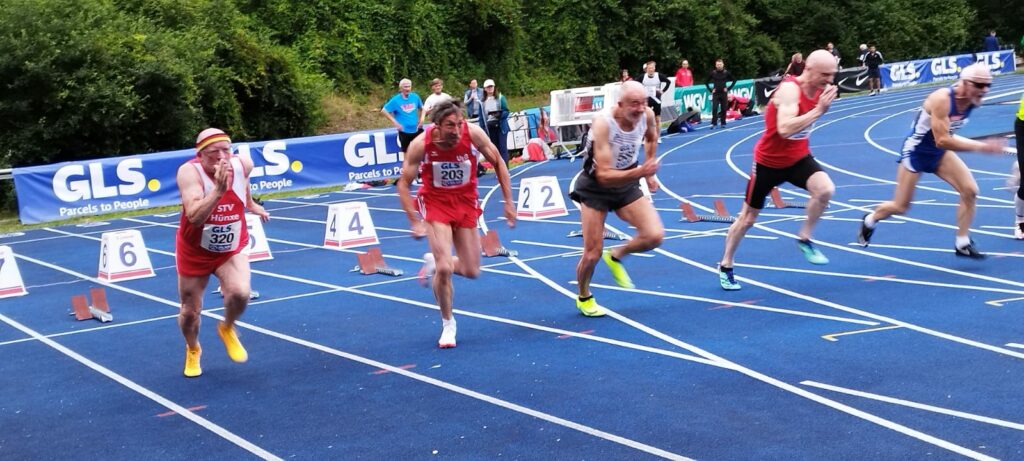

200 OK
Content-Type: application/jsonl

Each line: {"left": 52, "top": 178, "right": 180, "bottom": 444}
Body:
{"left": 217, "top": 322, "right": 248, "bottom": 363}
{"left": 602, "top": 251, "right": 635, "bottom": 289}
{"left": 183, "top": 346, "right": 202, "bottom": 378}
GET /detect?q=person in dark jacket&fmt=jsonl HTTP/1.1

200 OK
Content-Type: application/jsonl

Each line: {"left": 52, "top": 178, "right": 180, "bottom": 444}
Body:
{"left": 705, "top": 59, "right": 736, "bottom": 129}
{"left": 863, "top": 45, "right": 884, "bottom": 95}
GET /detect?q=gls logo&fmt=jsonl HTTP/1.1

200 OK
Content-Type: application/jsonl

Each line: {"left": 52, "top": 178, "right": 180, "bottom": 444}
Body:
{"left": 53, "top": 159, "right": 146, "bottom": 202}
{"left": 930, "top": 57, "right": 960, "bottom": 77}
{"left": 974, "top": 52, "right": 1004, "bottom": 71}
{"left": 889, "top": 63, "right": 920, "bottom": 82}
{"left": 344, "top": 132, "right": 403, "bottom": 167}
{"left": 235, "top": 141, "right": 290, "bottom": 178}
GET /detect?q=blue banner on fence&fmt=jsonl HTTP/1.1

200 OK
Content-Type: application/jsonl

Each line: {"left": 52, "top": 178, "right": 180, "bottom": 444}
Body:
{"left": 880, "top": 50, "right": 1017, "bottom": 88}
{"left": 13, "top": 128, "right": 407, "bottom": 224}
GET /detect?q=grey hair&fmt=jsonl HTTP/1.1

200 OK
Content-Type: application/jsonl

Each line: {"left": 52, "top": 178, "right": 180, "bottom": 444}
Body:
{"left": 430, "top": 99, "right": 464, "bottom": 125}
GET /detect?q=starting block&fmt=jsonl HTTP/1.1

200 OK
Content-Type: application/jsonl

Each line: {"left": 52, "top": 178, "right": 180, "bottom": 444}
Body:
{"left": 566, "top": 229, "right": 628, "bottom": 240}
{"left": 351, "top": 247, "right": 403, "bottom": 276}
{"left": 770, "top": 188, "right": 808, "bottom": 209}
{"left": 70, "top": 287, "right": 113, "bottom": 322}
{"left": 680, "top": 200, "right": 736, "bottom": 223}
{"left": 480, "top": 230, "right": 518, "bottom": 257}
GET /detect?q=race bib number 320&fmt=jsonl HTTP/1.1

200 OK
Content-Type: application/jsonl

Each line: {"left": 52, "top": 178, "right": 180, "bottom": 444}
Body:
{"left": 201, "top": 221, "right": 242, "bottom": 253}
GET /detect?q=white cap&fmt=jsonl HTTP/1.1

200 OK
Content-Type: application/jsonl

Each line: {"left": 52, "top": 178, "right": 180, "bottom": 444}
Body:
{"left": 859, "top": 44, "right": 867, "bottom": 50}
{"left": 959, "top": 63, "right": 993, "bottom": 83}
{"left": 483, "top": 79, "right": 495, "bottom": 87}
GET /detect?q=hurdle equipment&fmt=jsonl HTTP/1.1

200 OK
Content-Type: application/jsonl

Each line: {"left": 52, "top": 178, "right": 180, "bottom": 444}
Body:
{"left": 97, "top": 230, "right": 155, "bottom": 282}
{"left": 769, "top": 188, "right": 808, "bottom": 209}
{"left": 70, "top": 287, "right": 112, "bottom": 322}
{"left": 480, "top": 230, "right": 518, "bottom": 257}
{"left": 566, "top": 229, "right": 628, "bottom": 240}
{"left": 243, "top": 213, "right": 273, "bottom": 262}
{"left": 351, "top": 247, "right": 403, "bottom": 276}
{"left": 324, "top": 202, "right": 379, "bottom": 249}
{"left": 680, "top": 200, "right": 736, "bottom": 223}
{"left": 0, "top": 245, "right": 27, "bottom": 299}
{"left": 516, "top": 176, "right": 569, "bottom": 220}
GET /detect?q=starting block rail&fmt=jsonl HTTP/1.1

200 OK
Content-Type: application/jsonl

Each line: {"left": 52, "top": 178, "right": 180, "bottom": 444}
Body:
{"left": 351, "top": 247, "right": 403, "bottom": 276}
{"left": 566, "top": 229, "right": 629, "bottom": 240}
{"left": 680, "top": 200, "right": 736, "bottom": 223}
{"left": 770, "top": 188, "right": 808, "bottom": 209}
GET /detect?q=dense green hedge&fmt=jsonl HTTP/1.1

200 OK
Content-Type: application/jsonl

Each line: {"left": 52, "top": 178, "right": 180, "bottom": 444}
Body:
{"left": 0, "top": 0, "right": 1013, "bottom": 173}
{"left": 0, "top": 0, "right": 324, "bottom": 170}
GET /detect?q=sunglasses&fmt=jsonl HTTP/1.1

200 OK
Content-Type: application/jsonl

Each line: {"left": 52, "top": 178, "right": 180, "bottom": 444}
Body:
{"left": 968, "top": 80, "right": 991, "bottom": 89}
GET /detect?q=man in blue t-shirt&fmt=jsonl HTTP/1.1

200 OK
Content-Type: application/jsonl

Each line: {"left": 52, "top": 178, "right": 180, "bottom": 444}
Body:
{"left": 381, "top": 78, "right": 424, "bottom": 153}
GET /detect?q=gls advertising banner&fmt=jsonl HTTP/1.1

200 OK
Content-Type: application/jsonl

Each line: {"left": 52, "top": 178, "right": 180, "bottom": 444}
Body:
{"left": 881, "top": 50, "right": 1016, "bottom": 88}
{"left": 13, "top": 129, "right": 406, "bottom": 224}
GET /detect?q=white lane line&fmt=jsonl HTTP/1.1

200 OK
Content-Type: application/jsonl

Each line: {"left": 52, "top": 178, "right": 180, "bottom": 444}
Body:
{"left": 0, "top": 287, "right": 350, "bottom": 347}
{"left": 661, "top": 135, "right": 1024, "bottom": 360}
{"left": 477, "top": 164, "right": 997, "bottom": 461}
{"left": 821, "top": 325, "right": 902, "bottom": 342}
{"left": 1006, "top": 343, "right": 1024, "bottom": 349}
{"left": 510, "top": 239, "right": 655, "bottom": 257}
{"left": 0, "top": 312, "right": 281, "bottom": 460}
{"left": 583, "top": 282, "right": 879, "bottom": 326}
{"left": 734, "top": 262, "right": 1024, "bottom": 295}
{"left": 220, "top": 314, "right": 694, "bottom": 461}
{"left": 848, "top": 242, "right": 1024, "bottom": 258}
{"left": 802, "top": 380, "right": 1024, "bottom": 431}
{"left": 40, "top": 227, "right": 717, "bottom": 366}
{"left": 14, "top": 241, "right": 705, "bottom": 459}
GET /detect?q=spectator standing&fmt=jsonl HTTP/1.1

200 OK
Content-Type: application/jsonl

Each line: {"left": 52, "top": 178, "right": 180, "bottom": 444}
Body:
{"left": 422, "top": 78, "right": 452, "bottom": 122}
{"left": 620, "top": 69, "right": 633, "bottom": 82}
{"left": 463, "top": 79, "right": 484, "bottom": 119}
{"left": 826, "top": 42, "right": 842, "bottom": 98}
{"left": 381, "top": 78, "right": 423, "bottom": 154}
{"left": 705, "top": 58, "right": 736, "bottom": 129}
{"left": 640, "top": 60, "right": 671, "bottom": 142}
{"left": 784, "top": 53, "right": 805, "bottom": 76}
{"left": 863, "top": 45, "right": 884, "bottom": 95}
{"left": 983, "top": 31, "right": 1000, "bottom": 52}
{"left": 674, "top": 59, "right": 693, "bottom": 87}
{"left": 479, "top": 79, "right": 510, "bottom": 166}
{"left": 858, "top": 44, "right": 868, "bottom": 65}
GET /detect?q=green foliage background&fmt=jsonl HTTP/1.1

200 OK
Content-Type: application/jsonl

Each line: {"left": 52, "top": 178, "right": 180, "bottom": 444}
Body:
{"left": 0, "top": 0, "right": 1017, "bottom": 178}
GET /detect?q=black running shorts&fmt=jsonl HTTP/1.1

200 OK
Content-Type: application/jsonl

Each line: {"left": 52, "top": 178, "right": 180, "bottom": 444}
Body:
{"left": 744, "top": 155, "right": 823, "bottom": 209}
{"left": 570, "top": 173, "right": 645, "bottom": 212}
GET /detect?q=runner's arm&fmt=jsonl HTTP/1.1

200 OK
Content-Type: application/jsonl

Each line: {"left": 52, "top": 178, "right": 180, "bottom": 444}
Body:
{"left": 775, "top": 81, "right": 827, "bottom": 138}
{"left": 928, "top": 92, "right": 1004, "bottom": 153}
{"left": 396, "top": 134, "right": 427, "bottom": 225}
{"left": 177, "top": 164, "right": 223, "bottom": 228}
{"left": 469, "top": 123, "right": 513, "bottom": 206}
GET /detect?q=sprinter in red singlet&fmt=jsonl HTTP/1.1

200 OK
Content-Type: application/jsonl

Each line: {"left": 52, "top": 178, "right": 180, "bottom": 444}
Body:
{"left": 397, "top": 100, "right": 515, "bottom": 348}
{"left": 717, "top": 49, "right": 838, "bottom": 290}
{"left": 176, "top": 128, "right": 270, "bottom": 377}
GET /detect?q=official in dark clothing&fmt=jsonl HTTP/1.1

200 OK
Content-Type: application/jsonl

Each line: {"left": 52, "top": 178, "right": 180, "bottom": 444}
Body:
{"left": 704, "top": 59, "right": 736, "bottom": 129}
{"left": 863, "top": 45, "right": 884, "bottom": 95}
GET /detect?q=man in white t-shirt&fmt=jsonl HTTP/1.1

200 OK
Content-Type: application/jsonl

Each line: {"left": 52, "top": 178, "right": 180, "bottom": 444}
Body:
{"left": 422, "top": 78, "right": 452, "bottom": 122}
